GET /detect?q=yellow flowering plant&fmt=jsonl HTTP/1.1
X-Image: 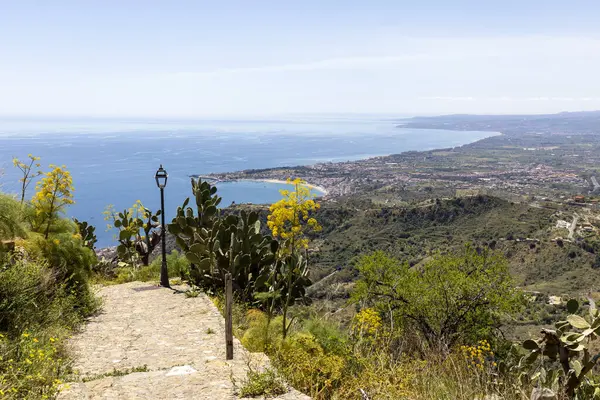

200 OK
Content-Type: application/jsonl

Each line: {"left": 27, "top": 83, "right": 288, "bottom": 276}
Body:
{"left": 267, "top": 178, "right": 322, "bottom": 254}
{"left": 459, "top": 340, "right": 495, "bottom": 371}
{"left": 31, "top": 165, "right": 75, "bottom": 239}
{"left": 352, "top": 308, "right": 382, "bottom": 338}
{"left": 0, "top": 332, "right": 65, "bottom": 399}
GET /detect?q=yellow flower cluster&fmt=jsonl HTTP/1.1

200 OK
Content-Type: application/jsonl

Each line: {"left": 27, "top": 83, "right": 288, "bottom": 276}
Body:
{"left": 267, "top": 178, "right": 322, "bottom": 251}
{"left": 12, "top": 154, "right": 41, "bottom": 172}
{"left": 129, "top": 200, "right": 149, "bottom": 220}
{"left": 353, "top": 308, "right": 382, "bottom": 336}
{"left": 1, "top": 332, "right": 65, "bottom": 398}
{"left": 459, "top": 340, "right": 496, "bottom": 370}
{"left": 32, "top": 164, "right": 75, "bottom": 214}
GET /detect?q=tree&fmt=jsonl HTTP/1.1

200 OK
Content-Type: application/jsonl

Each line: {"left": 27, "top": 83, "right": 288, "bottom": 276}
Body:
{"left": 32, "top": 165, "right": 75, "bottom": 239}
{"left": 12, "top": 154, "right": 42, "bottom": 204}
{"left": 265, "top": 178, "right": 319, "bottom": 338}
{"left": 352, "top": 246, "right": 523, "bottom": 353}
{"left": 267, "top": 178, "right": 321, "bottom": 254}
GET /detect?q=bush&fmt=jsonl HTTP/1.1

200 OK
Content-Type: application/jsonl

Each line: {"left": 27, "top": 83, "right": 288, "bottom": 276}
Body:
{"left": 218, "top": 294, "right": 529, "bottom": 399}
{"left": 19, "top": 232, "right": 97, "bottom": 315}
{"left": 0, "top": 194, "right": 27, "bottom": 241}
{"left": 0, "top": 259, "right": 87, "bottom": 398}
{"left": 240, "top": 309, "right": 285, "bottom": 352}
{"left": 302, "top": 317, "right": 349, "bottom": 357}
{"left": 0, "top": 259, "right": 82, "bottom": 336}
{"left": 149, "top": 250, "right": 190, "bottom": 280}
{"left": 0, "top": 332, "right": 65, "bottom": 399}
{"left": 352, "top": 246, "right": 523, "bottom": 352}
{"left": 238, "top": 367, "right": 287, "bottom": 398}
{"left": 334, "top": 354, "right": 416, "bottom": 400}
{"left": 271, "top": 332, "right": 346, "bottom": 398}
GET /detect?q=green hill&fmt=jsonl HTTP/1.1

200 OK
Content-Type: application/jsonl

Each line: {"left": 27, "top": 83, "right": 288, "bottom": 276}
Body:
{"left": 302, "top": 195, "right": 599, "bottom": 296}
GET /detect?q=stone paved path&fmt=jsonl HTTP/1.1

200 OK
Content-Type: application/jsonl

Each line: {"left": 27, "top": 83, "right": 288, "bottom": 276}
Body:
{"left": 58, "top": 282, "right": 310, "bottom": 400}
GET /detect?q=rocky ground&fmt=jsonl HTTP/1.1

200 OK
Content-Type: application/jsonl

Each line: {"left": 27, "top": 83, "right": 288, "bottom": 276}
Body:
{"left": 58, "top": 282, "right": 309, "bottom": 400}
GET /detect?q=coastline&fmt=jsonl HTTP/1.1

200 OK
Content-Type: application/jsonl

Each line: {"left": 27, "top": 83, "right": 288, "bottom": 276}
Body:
{"left": 219, "top": 178, "right": 329, "bottom": 196}
{"left": 205, "top": 128, "right": 502, "bottom": 199}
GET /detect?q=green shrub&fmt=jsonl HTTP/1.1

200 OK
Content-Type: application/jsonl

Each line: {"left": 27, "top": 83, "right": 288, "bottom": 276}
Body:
{"left": 271, "top": 332, "right": 346, "bottom": 399}
{"left": 333, "top": 354, "right": 416, "bottom": 400}
{"left": 241, "top": 310, "right": 283, "bottom": 352}
{"left": 0, "top": 330, "right": 66, "bottom": 399}
{"left": 302, "top": 317, "right": 349, "bottom": 357}
{"left": 0, "top": 259, "right": 87, "bottom": 398}
{"left": 352, "top": 246, "right": 523, "bottom": 352}
{"left": 238, "top": 367, "right": 287, "bottom": 398}
{"left": 0, "top": 259, "right": 81, "bottom": 336}
{"left": 25, "top": 204, "right": 77, "bottom": 239}
{"left": 150, "top": 250, "right": 190, "bottom": 280}
{"left": 20, "top": 232, "right": 97, "bottom": 315}
{"left": 0, "top": 194, "right": 27, "bottom": 241}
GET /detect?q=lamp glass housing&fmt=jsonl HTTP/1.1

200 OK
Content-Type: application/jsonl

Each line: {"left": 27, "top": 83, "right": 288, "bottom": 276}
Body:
{"left": 155, "top": 165, "right": 168, "bottom": 189}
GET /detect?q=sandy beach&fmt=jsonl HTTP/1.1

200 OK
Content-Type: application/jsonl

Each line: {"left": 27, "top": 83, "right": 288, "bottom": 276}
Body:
{"left": 234, "top": 178, "right": 329, "bottom": 196}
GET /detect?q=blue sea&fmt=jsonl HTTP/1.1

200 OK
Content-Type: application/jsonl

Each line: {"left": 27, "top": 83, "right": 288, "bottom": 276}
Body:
{"left": 0, "top": 116, "right": 495, "bottom": 246}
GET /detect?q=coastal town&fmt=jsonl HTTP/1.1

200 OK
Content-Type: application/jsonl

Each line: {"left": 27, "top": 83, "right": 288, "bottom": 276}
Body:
{"left": 203, "top": 131, "right": 598, "bottom": 206}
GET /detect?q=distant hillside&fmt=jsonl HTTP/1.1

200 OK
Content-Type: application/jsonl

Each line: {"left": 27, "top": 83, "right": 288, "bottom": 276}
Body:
{"left": 306, "top": 195, "right": 599, "bottom": 296}
{"left": 401, "top": 111, "right": 600, "bottom": 136}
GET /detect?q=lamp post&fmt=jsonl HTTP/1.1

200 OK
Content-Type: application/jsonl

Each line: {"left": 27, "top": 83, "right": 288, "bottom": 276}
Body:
{"left": 155, "top": 165, "right": 170, "bottom": 288}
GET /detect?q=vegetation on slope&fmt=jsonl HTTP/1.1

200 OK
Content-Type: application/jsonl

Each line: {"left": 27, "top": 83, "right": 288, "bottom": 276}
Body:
{"left": 302, "top": 195, "right": 599, "bottom": 296}
{"left": 0, "top": 161, "right": 98, "bottom": 399}
{"left": 5, "top": 148, "right": 599, "bottom": 399}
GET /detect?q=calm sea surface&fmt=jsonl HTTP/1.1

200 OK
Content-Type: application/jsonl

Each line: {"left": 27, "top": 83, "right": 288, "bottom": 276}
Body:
{"left": 0, "top": 117, "right": 495, "bottom": 246}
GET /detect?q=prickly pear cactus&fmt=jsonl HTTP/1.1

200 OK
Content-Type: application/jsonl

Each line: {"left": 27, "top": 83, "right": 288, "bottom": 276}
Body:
{"left": 519, "top": 298, "right": 600, "bottom": 399}
{"left": 167, "top": 178, "right": 221, "bottom": 252}
{"left": 73, "top": 218, "right": 97, "bottom": 249}
{"left": 168, "top": 179, "right": 278, "bottom": 303}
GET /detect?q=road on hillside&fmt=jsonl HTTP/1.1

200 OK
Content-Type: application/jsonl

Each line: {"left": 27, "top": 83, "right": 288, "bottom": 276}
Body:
{"left": 568, "top": 214, "right": 579, "bottom": 240}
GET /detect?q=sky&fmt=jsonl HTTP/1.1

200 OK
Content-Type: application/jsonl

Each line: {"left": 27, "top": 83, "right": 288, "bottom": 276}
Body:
{"left": 1, "top": 0, "right": 600, "bottom": 117}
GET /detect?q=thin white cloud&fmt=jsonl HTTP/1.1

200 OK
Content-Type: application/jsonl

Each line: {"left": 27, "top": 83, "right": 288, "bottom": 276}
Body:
{"left": 420, "top": 96, "right": 476, "bottom": 101}
{"left": 420, "top": 96, "right": 600, "bottom": 102}
{"left": 162, "top": 54, "right": 430, "bottom": 79}
{"left": 4, "top": 35, "right": 600, "bottom": 116}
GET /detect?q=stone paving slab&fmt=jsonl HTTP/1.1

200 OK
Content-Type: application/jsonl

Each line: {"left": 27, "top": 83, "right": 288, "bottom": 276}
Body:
{"left": 58, "top": 282, "right": 310, "bottom": 400}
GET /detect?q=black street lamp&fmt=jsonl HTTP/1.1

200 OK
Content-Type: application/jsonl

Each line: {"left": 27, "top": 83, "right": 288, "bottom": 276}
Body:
{"left": 155, "top": 165, "right": 170, "bottom": 288}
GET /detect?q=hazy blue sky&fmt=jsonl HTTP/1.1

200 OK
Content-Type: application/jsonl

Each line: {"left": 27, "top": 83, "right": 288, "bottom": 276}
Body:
{"left": 1, "top": 0, "right": 600, "bottom": 117}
